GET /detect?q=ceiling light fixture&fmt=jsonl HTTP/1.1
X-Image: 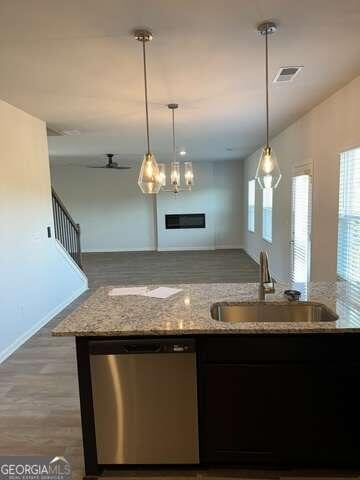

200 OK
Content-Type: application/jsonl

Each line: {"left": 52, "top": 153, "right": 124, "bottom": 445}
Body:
{"left": 179, "top": 150, "right": 187, "bottom": 156}
{"left": 255, "top": 21, "right": 282, "bottom": 190}
{"left": 134, "top": 29, "right": 161, "bottom": 194}
{"left": 158, "top": 104, "right": 194, "bottom": 194}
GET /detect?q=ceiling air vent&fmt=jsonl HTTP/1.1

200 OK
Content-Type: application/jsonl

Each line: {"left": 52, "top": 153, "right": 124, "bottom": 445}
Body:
{"left": 61, "top": 129, "right": 81, "bottom": 136}
{"left": 273, "top": 66, "right": 303, "bottom": 83}
{"left": 47, "top": 127, "right": 82, "bottom": 136}
{"left": 46, "top": 127, "right": 62, "bottom": 136}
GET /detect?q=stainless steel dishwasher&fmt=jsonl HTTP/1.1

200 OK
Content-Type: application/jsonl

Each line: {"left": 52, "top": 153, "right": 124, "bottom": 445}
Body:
{"left": 89, "top": 338, "right": 199, "bottom": 465}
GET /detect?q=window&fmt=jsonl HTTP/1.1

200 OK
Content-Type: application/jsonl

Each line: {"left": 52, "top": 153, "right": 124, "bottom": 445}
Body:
{"left": 248, "top": 180, "right": 255, "bottom": 232}
{"left": 290, "top": 175, "right": 312, "bottom": 283}
{"left": 262, "top": 188, "right": 273, "bottom": 242}
{"left": 337, "top": 147, "right": 360, "bottom": 282}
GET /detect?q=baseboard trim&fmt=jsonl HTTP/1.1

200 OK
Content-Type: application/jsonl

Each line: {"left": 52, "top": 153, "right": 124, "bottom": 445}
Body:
{"left": 157, "top": 246, "right": 216, "bottom": 251}
{"left": 0, "top": 283, "right": 88, "bottom": 365}
{"left": 244, "top": 248, "right": 259, "bottom": 264}
{"left": 83, "top": 246, "right": 244, "bottom": 253}
{"left": 83, "top": 247, "right": 155, "bottom": 253}
{"left": 55, "top": 239, "right": 88, "bottom": 282}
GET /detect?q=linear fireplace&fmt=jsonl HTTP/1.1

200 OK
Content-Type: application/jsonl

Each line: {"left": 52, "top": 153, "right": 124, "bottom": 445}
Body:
{"left": 165, "top": 213, "right": 205, "bottom": 229}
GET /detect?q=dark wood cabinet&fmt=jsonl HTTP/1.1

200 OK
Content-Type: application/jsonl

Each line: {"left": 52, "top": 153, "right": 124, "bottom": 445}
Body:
{"left": 77, "top": 333, "right": 360, "bottom": 476}
{"left": 198, "top": 335, "right": 360, "bottom": 467}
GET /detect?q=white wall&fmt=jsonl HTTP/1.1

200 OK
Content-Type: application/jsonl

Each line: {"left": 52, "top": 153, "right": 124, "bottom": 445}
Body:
{"left": 51, "top": 164, "right": 156, "bottom": 252}
{"left": 51, "top": 160, "right": 244, "bottom": 252}
{"left": 242, "top": 74, "right": 360, "bottom": 282}
{"left": 0, "top": 99, "right": 87, "bottom": 363}
{"left": 214, "top": 161, "right": 244, "bottom": 249}
{"left": 156, "top": 162, "right": 215, "bottom": 250}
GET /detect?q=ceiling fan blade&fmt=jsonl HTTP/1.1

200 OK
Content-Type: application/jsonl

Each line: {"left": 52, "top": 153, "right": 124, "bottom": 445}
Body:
{"left": 86, "top": 165, "right": 108, "bottom": 168}
{"left": 86, "top": 165, "right": 132, "bottom": 170}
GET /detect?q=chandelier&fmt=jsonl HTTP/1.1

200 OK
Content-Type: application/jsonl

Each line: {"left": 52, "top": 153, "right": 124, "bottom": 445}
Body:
{"left": 158, "top": 104, "right": 194, "bottom": 194}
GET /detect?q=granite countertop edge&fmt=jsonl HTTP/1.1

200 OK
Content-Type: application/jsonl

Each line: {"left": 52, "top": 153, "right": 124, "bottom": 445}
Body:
{"left": 52, "top": 281, "right": 360, "bottom": 337}
{"left": 52, "top": 326, "right": 360, "bottom": 337}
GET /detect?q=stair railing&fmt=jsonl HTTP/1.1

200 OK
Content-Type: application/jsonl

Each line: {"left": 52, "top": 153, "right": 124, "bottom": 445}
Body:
{"left": 51, "top": 188, "right": 82, "bottom": 269}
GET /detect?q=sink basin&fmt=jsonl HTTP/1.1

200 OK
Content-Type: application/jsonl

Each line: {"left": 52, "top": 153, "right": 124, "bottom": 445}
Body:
{"left": 210, "top": 301, "right": 338, "bottom": 323}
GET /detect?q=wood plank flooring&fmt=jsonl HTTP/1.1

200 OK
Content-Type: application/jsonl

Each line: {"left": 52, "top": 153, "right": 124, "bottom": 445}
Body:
{"left": 0, "top": 250, "right": 358, "bottom": 479}
{"left": 82, "top": 249, "right": 259, "bottom": 288}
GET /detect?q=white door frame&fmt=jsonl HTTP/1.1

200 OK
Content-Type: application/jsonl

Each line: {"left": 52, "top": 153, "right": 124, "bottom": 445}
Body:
{"left": 290, "top": 161, "right": 313, "bottom": 283}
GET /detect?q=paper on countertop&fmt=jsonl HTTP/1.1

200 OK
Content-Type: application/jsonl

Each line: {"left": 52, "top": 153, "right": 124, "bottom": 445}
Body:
{"left": 108, "top": 286, "right": 183, "bottom": 299}
{"left": 145, "top": 287, "right": 183, "bottom": 299}
{"left": 108, "top": 287, "right": 149, "bottom": 296}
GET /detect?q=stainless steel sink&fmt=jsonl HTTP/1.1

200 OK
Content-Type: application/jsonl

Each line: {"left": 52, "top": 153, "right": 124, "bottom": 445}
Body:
{"left": 210, "top": 301, "right": 338, "bottom": 323}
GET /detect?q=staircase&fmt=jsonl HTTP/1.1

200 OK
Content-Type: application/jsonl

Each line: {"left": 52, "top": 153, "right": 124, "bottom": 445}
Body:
{"left": 51, "top": 188, "right": 82, "bottom": 270}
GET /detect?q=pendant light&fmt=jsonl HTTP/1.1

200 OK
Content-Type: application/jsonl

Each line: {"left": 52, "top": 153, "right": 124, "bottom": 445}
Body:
{"left": 134, "top": 29, "right": 161, "bottom": 194}
{"left": 158, "top": 104, "right": 194, "bottom": 194}
{"left": 255, "top": 21, "right": 281, "bottom": 190}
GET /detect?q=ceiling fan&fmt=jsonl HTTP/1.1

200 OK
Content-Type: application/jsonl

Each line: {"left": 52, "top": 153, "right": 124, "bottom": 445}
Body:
{"left": 87, "top": 154, "right": 131, "bottom": 170}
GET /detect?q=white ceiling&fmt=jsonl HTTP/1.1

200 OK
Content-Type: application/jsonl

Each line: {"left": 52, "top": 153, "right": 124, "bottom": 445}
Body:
{"left": 1, "top": 0, "right": 360, "bottom": 164}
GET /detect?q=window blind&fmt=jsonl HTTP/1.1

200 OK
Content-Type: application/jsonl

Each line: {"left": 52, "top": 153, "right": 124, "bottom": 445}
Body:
{"left": 248, "top": 179, "right": 255, "bottom": 232}
{"left": 290, "top": 174, "right": 312, "bottom": 283}
{"left": 337, "top": 148, "right": 360, "bottom": 282}
{"left": 262, "top": 188, "right": 273, "bottom": 242}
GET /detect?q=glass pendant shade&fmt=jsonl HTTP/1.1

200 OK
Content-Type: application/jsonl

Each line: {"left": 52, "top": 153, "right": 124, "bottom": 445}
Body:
{"left": 138, "top": 153, "right": 161, "bottom": 194}
{"left": 170, "top": 161, "right": 181, "bottom": 186}
{"left": 157, "top": 163, "right": 167, "bottom": 187}
{"left": 184, "top": 161, "right": 194, "bottom": 187}
{"left": 255, "top": 146, "right": 281, "bottom": 190}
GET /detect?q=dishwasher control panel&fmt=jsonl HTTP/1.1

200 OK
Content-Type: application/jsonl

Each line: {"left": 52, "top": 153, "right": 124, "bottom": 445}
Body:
{"left": 172, "top": 343, "right": 193, "bottom": 353}
{"left": 89, "top": 338, "right": 196, "bottom": 355}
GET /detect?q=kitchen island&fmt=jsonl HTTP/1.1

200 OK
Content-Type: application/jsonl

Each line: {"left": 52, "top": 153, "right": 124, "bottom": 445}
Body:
{"left": 53, "top": 282, "right": 360, "bottom": 478}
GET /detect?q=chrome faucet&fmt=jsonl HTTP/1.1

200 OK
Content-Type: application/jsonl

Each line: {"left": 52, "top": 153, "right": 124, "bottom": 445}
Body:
{"left": 258, "top": 251, "right": 275, "bottom": 300}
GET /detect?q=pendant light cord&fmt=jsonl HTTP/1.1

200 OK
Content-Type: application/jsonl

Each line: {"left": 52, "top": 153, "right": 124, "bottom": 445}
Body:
{"left": 265, "top": 26, "right": 269, "bottom": 148}
{"left": 142, "top": 40, "right": 151, "bottom": 155}
{"left": 172, "top": 108, "right": 176, "bottom": 162}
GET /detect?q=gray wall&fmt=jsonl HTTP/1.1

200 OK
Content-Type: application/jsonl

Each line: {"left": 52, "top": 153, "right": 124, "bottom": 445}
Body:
{"left": 51, "top": 163, "right": 156, "bottom": 252}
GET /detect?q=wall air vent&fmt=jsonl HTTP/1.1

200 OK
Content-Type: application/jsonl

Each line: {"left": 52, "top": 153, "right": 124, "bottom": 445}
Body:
{"left": 273, "top": 66, "right": 303, "bottom": 83}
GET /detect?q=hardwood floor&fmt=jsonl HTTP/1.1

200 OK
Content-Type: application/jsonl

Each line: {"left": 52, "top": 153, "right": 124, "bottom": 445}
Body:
{"left": 82, "top": 249, "right": 259, "bottom": 288}
{"left": 0, "top": 250, "right": 358, "bottom": 479}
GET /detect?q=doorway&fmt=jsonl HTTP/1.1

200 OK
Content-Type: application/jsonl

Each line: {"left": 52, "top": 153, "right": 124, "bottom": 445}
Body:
{"left": 290, "top": 173, "right": 312, "bottom": 283}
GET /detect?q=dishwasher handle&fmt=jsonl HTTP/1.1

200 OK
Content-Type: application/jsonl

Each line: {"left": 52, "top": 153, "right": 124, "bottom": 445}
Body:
{"left": 89, "top": 338, "right": 196, "bottom": 355}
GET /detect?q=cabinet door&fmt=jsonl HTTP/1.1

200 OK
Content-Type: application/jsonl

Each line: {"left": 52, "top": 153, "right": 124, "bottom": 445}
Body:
{"left": 199, "top": 363, "right": 360, "bottom": 466}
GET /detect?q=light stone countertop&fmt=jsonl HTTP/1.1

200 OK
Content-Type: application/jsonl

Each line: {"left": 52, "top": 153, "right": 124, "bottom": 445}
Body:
{"left": 52, "top": 281, "right": 360, "bottom": 337}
